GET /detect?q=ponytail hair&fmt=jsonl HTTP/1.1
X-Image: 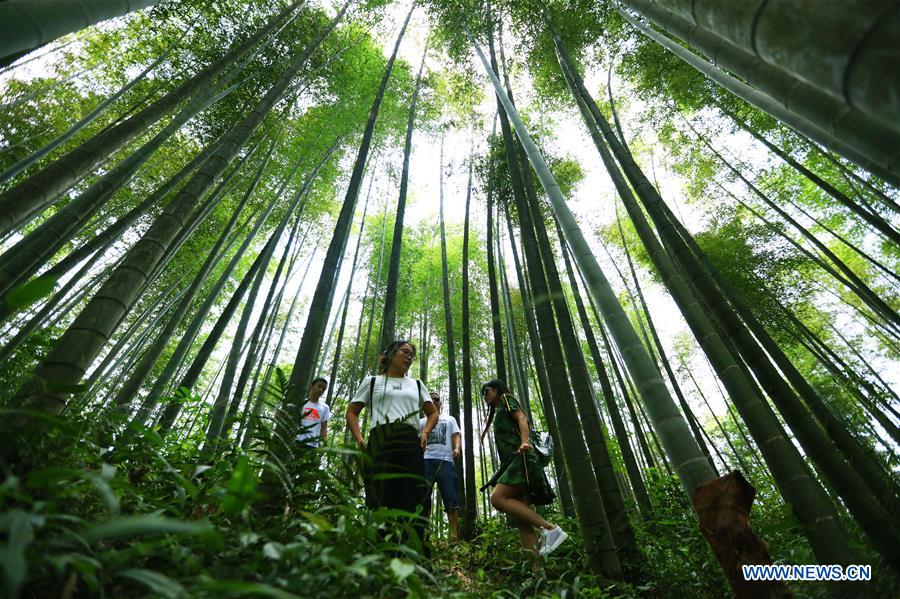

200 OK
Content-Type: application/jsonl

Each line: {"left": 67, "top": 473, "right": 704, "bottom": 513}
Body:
{"left": 479, "top": 378, "right": 510, "bottom": 444}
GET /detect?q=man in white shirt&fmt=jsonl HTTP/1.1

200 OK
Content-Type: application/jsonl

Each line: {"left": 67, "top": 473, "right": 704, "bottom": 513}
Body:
{"left": 419, "top": 391, "right": 462, "bottom": 540}
{"left": 296, "top": 377, "right": 331, "bottom": 448}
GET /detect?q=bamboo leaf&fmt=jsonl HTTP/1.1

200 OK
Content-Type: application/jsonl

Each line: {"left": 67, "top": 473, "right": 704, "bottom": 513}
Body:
{"left": 389, "top": 558, "right": 415, "bottom": 582}
{"left": 2, "top": 277, "right": 57, "bottom": 312}
{"left": 298, "top": 511, "right": 331, "bottom": 531}
{"left": 192, "top": 465, "right": 214, "bottom": 478}
{"left": 221, "top": 456, "right": 259, "bottom": 517}
{"left": 84, "top": 515, "right": 213, "bottom": 541}
{"left": 0, "top": 509, "right": 43, "bottom": 597}
{"left": 117, "top": 568, "right": 186, "bottom": 598}
{"left": 82, "top": 472, "right": 120, "bottom": 514}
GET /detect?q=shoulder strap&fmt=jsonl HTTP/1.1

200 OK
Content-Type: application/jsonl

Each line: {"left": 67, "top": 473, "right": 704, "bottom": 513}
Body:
{"left": 416, "top": 379, "right": 422, "bottom": 400}
{"left": 369, "top": 376, "right": 376, "bottom": 404}
{"left": 501, "top": 393, "right": 530, "bottom": 432}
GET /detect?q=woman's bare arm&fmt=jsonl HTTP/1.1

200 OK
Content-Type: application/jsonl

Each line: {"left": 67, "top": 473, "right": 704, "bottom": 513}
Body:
{"left": 346, "top": 402, "right": 366, "bottom": 449}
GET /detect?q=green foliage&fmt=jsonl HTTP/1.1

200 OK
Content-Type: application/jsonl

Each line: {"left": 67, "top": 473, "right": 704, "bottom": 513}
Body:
{"left": 432, "top": 70, "right": 484, "bottom": 124}
{"left": 0, "top": 408, "right": 468, "bottom": 598}
{"left": 2, "top": 278, "right": 58, "bottom": 314}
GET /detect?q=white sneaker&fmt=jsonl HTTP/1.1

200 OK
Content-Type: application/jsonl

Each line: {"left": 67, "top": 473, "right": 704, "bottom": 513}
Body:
{"left": 539, "top": 525, "right": 568, "bottom": 556}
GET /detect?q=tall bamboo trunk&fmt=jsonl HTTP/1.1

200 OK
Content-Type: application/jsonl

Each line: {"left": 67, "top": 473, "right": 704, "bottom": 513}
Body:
{"left": 501, "top": 208, "right": 576, "bottom": 518}
{"left": 282, "top": 3, "right": 413, "bottom": 438}
{"left": 326, "top": 172, "right": 375, "bottom": 406}
{"left": 570, "top": 251, "right": 658, "bottom": 475}
{"left": 0, "top": 0, "right": 162, "bottom": 61}
{"left": 438, "top": 132, "right": 466, "bottom": 515}
{"left": 615, "top": 7, "right": 900, "bottom": 187}
{"left": 610, "top": 214, "right": 718, "bottom": 475}
{"left": 242, "top": 249, "right": 318, "bottom": 449}
{"left": 215, "top": 220, "right": 302, "bottom": 443}
{"left": 555, "top": 218, "right": 652, "bottom": 514}
{"left": 379, "top": 42, "right": 427, "bottom": 349}
{"left": 495, "top": 204, "right": 528, "bottom": 418}
{"left": 631, "top": 0, "right": 900, "bottom": 133}
{"left": 356, "top": 196, "right": 390, "bottom": 385}
{"left": 0, "top": 0, "right": 303, "bottom": 236}
{"left": 484, "top": 118, "right": 507, "bottom": 382}
{"left": 460, "top": 157, "right": 478, "bottom": 539}
{"left": 619, "top": 0, "right": 900, "bottom": 184}
{"left": 516, "top": 136, "right": 638, "bottom": 563}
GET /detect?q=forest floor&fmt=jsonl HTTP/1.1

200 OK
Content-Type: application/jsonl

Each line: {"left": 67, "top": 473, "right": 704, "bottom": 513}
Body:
{"left": 426, "top": 525, "right": 648, "bottom": 598}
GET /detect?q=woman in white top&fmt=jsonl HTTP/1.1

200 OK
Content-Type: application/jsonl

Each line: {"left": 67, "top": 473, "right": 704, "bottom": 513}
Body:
{"left": 346, "top": 340, "right": 438, "bottom": 554}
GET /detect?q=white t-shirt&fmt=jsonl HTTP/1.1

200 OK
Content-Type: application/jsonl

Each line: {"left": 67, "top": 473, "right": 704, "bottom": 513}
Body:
{"left": 350, "top": 375, "right": 432, "bottom": 430}
{"left": 296, "top": 399, "right": 331, "bottom": 447}
{"left": 419, "top": 414, "right": 460, "bottom": 462}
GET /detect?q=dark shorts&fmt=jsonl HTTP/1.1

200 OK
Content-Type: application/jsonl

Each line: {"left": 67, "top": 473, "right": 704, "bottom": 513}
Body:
{"left": 424, "top": 458, "right": 460, "bottom": 512}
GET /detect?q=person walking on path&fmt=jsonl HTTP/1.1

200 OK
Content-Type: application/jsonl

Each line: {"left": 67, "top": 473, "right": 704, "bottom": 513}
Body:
{"left": 419, "top": 391, "right": 461, "bottom": 540}
{"left": 481, "top": 378, "right": 567, "bottom": 559}
{"left": 346, "top": 340, "right": 438, "bottom": 554}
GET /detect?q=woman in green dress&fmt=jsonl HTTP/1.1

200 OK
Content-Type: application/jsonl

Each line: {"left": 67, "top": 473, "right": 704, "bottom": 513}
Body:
{"left": 481, "top": 379, "right": 567, "bottom": 557}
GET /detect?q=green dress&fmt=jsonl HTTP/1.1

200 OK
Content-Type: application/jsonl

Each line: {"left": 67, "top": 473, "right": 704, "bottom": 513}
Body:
{"left": 491, "top": 394, "right": 555, "bottom": 505}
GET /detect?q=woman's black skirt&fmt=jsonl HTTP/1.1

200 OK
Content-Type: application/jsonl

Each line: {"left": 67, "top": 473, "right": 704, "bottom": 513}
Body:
{"left": 364, "top": 422, "right": 428, "bottom": 514}
{"left": 363, "top": 422, "right": 429, "bottom": 554}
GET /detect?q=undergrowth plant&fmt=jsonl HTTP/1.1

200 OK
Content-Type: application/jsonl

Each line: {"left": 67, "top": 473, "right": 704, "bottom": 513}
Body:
{"left": 0, "top": 375, "right": 457, "bottom": 598}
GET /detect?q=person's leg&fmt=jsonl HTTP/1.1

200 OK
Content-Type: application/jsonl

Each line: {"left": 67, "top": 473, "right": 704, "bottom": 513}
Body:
{"left": 434, "top": 460, "right": 460, "bottom": 540}
{"left": 490, "top": 483, "right": 553, "bottom": 531}
{"left": 366, "top": 426, "right": 388, "bottom": 509}
{"left": 515, "top": 519, "right": 540, "bottom": 557}
{"left": 447, "top": 510, "right": 459, "bottom": 540}
{"left": 498, "top": 486, "right": 540, "bottom": 560}
{"left": 423, "top": 459, "right": 438, "bottom": 518}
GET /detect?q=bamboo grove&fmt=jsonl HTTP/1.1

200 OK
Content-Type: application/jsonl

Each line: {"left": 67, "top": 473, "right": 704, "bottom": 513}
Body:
{"left": 0, "top": 0, "right": 898, "bottom": 597}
